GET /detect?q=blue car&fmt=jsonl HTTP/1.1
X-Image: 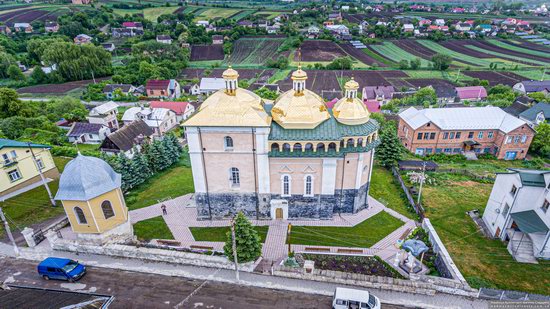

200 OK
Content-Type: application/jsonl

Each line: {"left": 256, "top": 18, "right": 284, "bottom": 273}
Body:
{"left": 37, "top": 257, "right": 86, "bottom": 282}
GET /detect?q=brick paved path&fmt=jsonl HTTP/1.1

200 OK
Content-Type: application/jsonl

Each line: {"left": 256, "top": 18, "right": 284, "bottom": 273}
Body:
{"left": 128, "top": 194, "right": 417, "bottom": 262}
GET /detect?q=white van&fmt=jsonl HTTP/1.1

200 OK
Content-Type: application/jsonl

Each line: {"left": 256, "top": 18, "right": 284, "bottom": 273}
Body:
{"left": 332, "top": 287, "right": 381, "bottom": 309}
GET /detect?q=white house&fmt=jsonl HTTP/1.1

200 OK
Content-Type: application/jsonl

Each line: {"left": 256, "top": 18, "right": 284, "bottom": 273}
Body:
{"left": 67, "top": 122, "right": 111, "bottom": 144}
{"left": 482, "top": 169, "right": 550, "bottom": 262}
{"left": 87, "top": 101, "right": 119, "bottom": 129}
{"left": 513, "top": 81, "right": 550, "bottom": 94}
{"left": 156, "top": 35, "right": 172, "bottom": 44}
{"left": 196, "top": 20, "right": 209, "bottom": 27}
{"left": 150, "top": 101, "right": 195, "bottom": 122}
{"left": 435, "top": 19, "right": 445, "bottom": 26}
{"left": 325, "top": 24, "right": 349, "bottom": 35}
{"left": 199, "top": 77, "right": 226, "bottom": 95}
{"left": 183, "top": 83, "right": 200, "bottom": 95}
{"left": 403, "top": 24, "right": 415, "bottom": 32}
{"left": 122, "top": 106, "right": 178, "bottom": 138}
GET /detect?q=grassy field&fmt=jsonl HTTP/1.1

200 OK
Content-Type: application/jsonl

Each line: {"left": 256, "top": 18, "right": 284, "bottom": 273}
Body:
{"left": 190, "top": 226, "right": 269, "bottom": 243}
{"left": 133, "top": 216, "right": 174, "bottom": 241}
{"left": 0, "top": 156, "right": 71, "bottom": 238}
{"left": 370, "top": 42, "right": 432, "bottom": 68}
{"left": 112, "top": 8, "right": 142, "bottom": 17}
{"left": 362, "top": 48, "right": 397, "bottom": 66}
{"left": 465, "top": 45, "right": 548, "bottom": 67}
{"left": 253, "top": 11, "right": 282, "bottom": 19}
{"left": 125, "top": 154, "right": 194, "bottom": 210}
{"left": 417, "top": 40, "right": 498, "bottom": 68}
{"left": 267, "top": 69, "right": 290, "bottom": 83}
{"left": 143, "top": 6, "right": 179, "bottom": 21}
{"left": 421, "top": 175, "right": 550, "bottom": 294}
{"left": 194, "top": 8, "right": 241, "bottom": 21}
{"left": 488, "top": 40, "right": 550, "bottom": 59}
{"left": 230, "top": 10, "right": 254, "bottom": 21}
{"left": 513, "top": 69, "right": 550, "bottom": 81}
{"left": 370, "top": 164, "right": 415, "bottom": 219}
{"left": 404, "top": 69, "right": 474, "bottom": 82}
{"left": 288, "top": 211, "right": 404, "bottom": 248}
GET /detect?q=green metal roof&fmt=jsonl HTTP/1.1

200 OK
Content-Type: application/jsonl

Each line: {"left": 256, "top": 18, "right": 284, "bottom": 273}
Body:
{"left": 510, "top": 210, "right": 549, "bottom": 234}
{"left": 518, "top": 171, "right": 547, "bottom": 188}
{"left": 267, "top": 108, "right": 379, "bottom": 142}
{"left": 269, "top": 139, "right": 380, "bottom": 158}
{"left": 0, "top": 138, "right": 50, "bottom": 150}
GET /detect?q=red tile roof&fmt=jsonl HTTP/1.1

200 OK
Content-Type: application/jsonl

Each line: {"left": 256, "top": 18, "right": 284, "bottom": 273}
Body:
{"left": 364, "top": 100, "right": 381, "bottom": 113}
{"left": 146, "top": 80, "right": 170, "bottom": 90}
{"left": 455, "top": 86, "right": 487, "bottom": 100}
{"left": 150, "top": 101, "right": 189, "bottom": 115}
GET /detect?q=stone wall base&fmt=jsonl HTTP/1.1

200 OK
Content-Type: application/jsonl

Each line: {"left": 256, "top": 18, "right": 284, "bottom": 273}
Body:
{"left": 75, "top": 220, "right": 135, "bottom": 246}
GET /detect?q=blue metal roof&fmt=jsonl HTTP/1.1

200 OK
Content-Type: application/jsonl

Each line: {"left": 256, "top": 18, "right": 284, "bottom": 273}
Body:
{"left": 0, "top": 138, "right": 50, "bottom": 150}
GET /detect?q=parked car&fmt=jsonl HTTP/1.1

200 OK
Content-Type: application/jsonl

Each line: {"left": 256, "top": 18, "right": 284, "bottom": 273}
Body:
{"left": 37, "top": 257, "right": 86, "bottom": 282}
{"left": 332, "top": 287, "right": 380, "bottom": 309}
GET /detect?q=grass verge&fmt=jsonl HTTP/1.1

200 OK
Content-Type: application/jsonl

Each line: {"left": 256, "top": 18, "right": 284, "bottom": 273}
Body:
{"left": 133, "top": 216, "right": 174, "bottom": 241}
{"left": 370, "top": 164, "right": 416, "bottom": 219}
{"left": 190, "top": 226, "right": 269, "bottom": 243}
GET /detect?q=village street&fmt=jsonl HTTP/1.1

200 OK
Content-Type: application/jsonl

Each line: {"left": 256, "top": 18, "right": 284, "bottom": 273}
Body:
{"left": 0, "top": 256, "right": 414, "bottom": 309}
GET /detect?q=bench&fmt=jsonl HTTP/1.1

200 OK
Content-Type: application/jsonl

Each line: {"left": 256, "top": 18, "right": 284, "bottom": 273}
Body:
{"left": 304, "top": 247, "right": 331, "bottom": 252}
{"left": 190, "top": 245, "right": 214, "bottom": 251}
{"left": 337, "top": 248, "right": 363, "bottom": 254}
{"left": 157, "top": 239, "right": 181, "bottom": 246}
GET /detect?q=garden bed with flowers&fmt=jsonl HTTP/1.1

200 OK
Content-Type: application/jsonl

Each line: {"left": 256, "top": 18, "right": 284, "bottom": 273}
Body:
{"left": 299, "top": 253, "right": 404, "bottom": 279}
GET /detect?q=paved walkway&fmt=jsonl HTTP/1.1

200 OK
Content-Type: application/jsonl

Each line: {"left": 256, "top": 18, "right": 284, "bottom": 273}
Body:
{"left": 0, "top": 242, "right": 488, "bottom": 309}
{"left": 125, "top": 194, "right": 417, "bottom": 263}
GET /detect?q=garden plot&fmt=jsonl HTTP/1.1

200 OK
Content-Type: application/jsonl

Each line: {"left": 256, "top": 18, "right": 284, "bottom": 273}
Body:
{"left": 194, "top": 8, "right": 242, "bottom": 21}
{"left": 180, "top": 68, "right": 275, "bottom": 83}
{"left": 464, "top": 41, "right": 549, "bottom": 66}
{"left": 230, "top": 37, "right": 286, "bottom": 66}
{"left": 299, "top": 40, "right": 348, "bottom": 62}
{"left": 418, "top": 40, "right": 508, "bottom": 68}
{"left": 190, "top": 45, "right": 224, "bottom": 61}
{"left": 370, "top": 42, "right": 433, "bottom": 68}
{"left": 486, "top": 40, "right": 550, "bottom": 60}
{"left": 338, "top": 43, "right": 387, "bottom": 67}
{"left": 341, "top": 70, "right": 400, "bottom": 87}
{"left": 277, "top": 70, "right": 341, "bottom": 95}
{"left": 502, "top": 39, "right": 550, "bottom": 53}
{"left": 407, "top": 79, "right": 457, "bottom": 98}
{"left": 462, "top": 71, "right": 523, "bottom": 86}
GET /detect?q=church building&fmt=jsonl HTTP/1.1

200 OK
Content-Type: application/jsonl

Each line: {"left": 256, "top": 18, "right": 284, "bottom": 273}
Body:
{"left": 183, "top": 65, "right": 379, "bottom": 220}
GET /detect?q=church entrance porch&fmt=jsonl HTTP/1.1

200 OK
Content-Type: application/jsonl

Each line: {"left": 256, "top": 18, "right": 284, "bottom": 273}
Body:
{"left": 270, "top": 199, "right": 288, "bottom": 220}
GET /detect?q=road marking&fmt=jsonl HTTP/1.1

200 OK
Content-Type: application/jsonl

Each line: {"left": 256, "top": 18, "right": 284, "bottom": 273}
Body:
{"left": 173, "top": 268, "right": 221, "bottom": 309}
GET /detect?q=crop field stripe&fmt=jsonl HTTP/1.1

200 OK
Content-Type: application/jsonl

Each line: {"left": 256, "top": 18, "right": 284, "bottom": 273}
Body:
{"left": 363, "top": 48, "right": 397, "bottom": 67}
{"left": 464, "top": 45, "right": 546, "bottom": 66}
{"left": 487, "top": 40, "right": 550, "bottom": 59}
{"left": 416, "top": 40, "right": 494, "bottom": 67}
{"left": 370, "top": 42, "right": 432, "bottom": 68}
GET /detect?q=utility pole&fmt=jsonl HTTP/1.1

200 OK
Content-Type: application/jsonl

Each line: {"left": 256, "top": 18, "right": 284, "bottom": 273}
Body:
{"left": 417, "top": 161, "right": 427, "bottom": 205}
{"left": 230, "top": 218, "right": 239, "bottom": 281}
{"left": 0, "top": 207, "right": 19, "bottom": 256}
{"left": 28, "top": 142, "right": 56, "bottom": 207}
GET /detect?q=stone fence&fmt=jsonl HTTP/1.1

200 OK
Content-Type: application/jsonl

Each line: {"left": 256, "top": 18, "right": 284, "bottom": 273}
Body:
{"left": 422, "top": 218, "right": 468, "bottom": 285}
{"left": 391, "top": 166, "right": 424, "bottom": 219}
{"left": 46, "top": 231, "right": 260, "bottom": 272}
{"left": 274, "top": 265, "right": 478, "bottom": 297}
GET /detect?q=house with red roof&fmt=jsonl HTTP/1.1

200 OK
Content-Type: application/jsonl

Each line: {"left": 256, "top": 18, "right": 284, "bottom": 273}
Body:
{"left": 455, "top": 86, "right": 487, "bottom": 102}
{"left": 122, "top": 21, "right": 143, "bottom": 30}
{"left": 364, "top": 100, "right": 381, "bottom": 113}
{"left": 149, "top": 101, "right": 195, "bottom": 122}
{"left": 418, "top": 19, "right": 432, "bottom": 27}
{"left": 145, "top": 79, "right": 181, "bottom": 99}
{"left": 452, "top": 7, "right": 465, "bottom": 13}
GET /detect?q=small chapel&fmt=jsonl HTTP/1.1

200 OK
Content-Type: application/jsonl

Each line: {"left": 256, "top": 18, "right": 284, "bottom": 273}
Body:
{"left": 183, "top": 65, "right": 380, "bottom": 220}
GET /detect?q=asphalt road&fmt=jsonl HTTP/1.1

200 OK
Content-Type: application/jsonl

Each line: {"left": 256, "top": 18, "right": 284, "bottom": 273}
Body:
{"left": 0, "top": 257, "right": 405, "bottom": 309}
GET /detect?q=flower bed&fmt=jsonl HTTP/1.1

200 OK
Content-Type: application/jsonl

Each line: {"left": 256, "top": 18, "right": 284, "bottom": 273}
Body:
{"left": 300, "top": 253, "right": 403, "bottom": 279}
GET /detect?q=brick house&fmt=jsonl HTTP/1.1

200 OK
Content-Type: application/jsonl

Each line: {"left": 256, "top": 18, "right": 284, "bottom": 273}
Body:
{"left": 145, "top": 79, "right": 181, "bottom": 99}
{"left": 398, "top": 106, "right": 535, "bottom": 160}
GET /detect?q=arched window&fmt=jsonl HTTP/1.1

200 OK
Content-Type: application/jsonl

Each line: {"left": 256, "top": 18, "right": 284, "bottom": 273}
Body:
{"left": 74, "top": 207, "right": 87, "bottom": 224}
{"left": 271, "top": 143, "right": 280, "bottom": 152}
{"left": 282, "top": 175, "right": 291, "bottom": 196}
{"left": 347, "top": 138, "right": 354, "bottom": 147}
{"left": 101, "top": 200, "right": 115, "bottom": 219}
{"left": 316, "top": 143, "right": 326, "bottom": 152}
{"left": 328, "top": 142, "right": 337, "bottom": 150}
{"left": 229, "top": 167, "right": 240, "bottom": 188}
{"left": 293, "top": 143, "right": 302, "bottom": 152}
{"left": 304, "top": 175, "right": 313, "bottom": 197}
{"left": 224, "top": 136, "right": 233, "bottom": 150}
{"left": 357, "top": 138, "right": 363, "bottom": 147}
{"left": 305, "top": 143, "right": 314, "bottom": 151}
{"left": 283, "top": 143, "right": 291, "bottom": 151}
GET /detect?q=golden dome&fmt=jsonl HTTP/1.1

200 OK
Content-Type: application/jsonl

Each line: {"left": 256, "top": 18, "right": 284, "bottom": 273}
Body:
{"left": 183, "top": 88, "right": 271, "bottom": 127}
{"left": 345, "top": 77, "right": 359, "bottom": 90}
{"left": 291, "top": 68, "right": 307, "bottom": 80}
{"left": 271, "top": 89, "right": 330, "bottom": 129}
{"left": 333, "top": 96, "right": 370, "bottom": 125}
{"left": 222, "top": 66, "right": 239, "bottom": 79}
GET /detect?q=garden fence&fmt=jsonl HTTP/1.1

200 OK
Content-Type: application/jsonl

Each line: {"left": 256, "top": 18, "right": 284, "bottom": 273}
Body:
{"left": 391, "top": 166, "right": 425, "bottom": 219}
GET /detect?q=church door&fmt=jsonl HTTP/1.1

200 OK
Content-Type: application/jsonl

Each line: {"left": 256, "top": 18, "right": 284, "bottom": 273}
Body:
{"left": 276, "top": 208, "right": 283, "bottom": 219}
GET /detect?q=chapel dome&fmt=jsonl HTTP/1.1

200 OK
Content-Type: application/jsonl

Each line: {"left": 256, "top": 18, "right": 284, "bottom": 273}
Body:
{"left": 55, "top": 154, "right": 121, "bottom": 201}
{"left": 333, "top": 78, "right": 370, "bottom": 125}
{"left": 222, "top": 66, "right": 239, "bottom": 79}
{"left": 271, "top": 67, "right": 330, "bottom": 129}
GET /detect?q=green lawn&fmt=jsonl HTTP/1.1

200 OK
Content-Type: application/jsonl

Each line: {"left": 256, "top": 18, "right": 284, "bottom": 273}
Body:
{"left": 434, "top": 158, "right": 527, "bottom": 178}
{"left": 143, "top": 6, "right": 179, "bottom": 21}
{"left": 125, "top": 154, "right": 194, "bottom": 210}
{"left": 514, "top": 69, "right": 550, "bottom": 81}
{"left": 0, "top": 156, "right": 71, "bottom": 237}
{"left": 422, "top": 178, "right": 550, "bottom": 294}
{"left": 288, "top": 211, "right": 403, "bottom": 248}
{"left": 370, "top": 164, "right": 415, "bottom": 219}
{"left": 370, "top": 42, "right": 432, "bottom": 68}
{"left": 190, "top": 226, "right": 269, "bottom": 243}
{"left": 133, "top": 216, "right": 174, "bottom": 241}
{"left": 75, "top": 143, "right": 99, "bottom": 152}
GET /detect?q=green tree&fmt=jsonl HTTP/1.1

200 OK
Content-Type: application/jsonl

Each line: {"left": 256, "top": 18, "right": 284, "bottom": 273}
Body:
{"left": 431, "top": 53, "right": 452, "bottom": 71}
{"left": 530, "top": 122, "right": 550, "bottom": 158}
{"left": 223, "top": 212, "right": 262, "bottom": 263}
{"left": 133, "top": 149, "right": 152, "bottom": 181}
{"left": 0, "top": 88, "right": 22, "bottom": 118}
{"left": 115, "top": 153, "right": 136, "bottom": 192}
{"left": 398, "top": 60, "right": 409, "bottom": 69}
{"left": 409, "top": 58, "right": 421, "bottom": 70}
{"left": 326, "top": 57, "right": 353, "bottom": 70}
{"left": 0, "top": 51, "right": 16, "bottom": 78}
{"left": 7, "top": 64, "right": 25, "bottom": 81}
{"left": 527, "top": 92, "right": 549, "bottom": 103}
{"left": 376, "top": 123, "right": 402, "bottom": 168}
{"left": 42, "top": 42, "right": 112, "bottom": 81}
{"left": 30, "top": 67, "right": 48, "bottom": 84}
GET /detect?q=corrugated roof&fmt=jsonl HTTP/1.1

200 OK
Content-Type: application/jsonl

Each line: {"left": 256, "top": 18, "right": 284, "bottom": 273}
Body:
{"left": 67, "top": 122, "right": 105, "bottom": 137}
{"left": 101, "top": 119, "right": 153, "bottom": 152}
{"left": 89, "top": 101, "right": 118, "bottom": 116}
{"left": 399, "top": 106, "right": 529, "bottom": 133}
{"left": 146, "top": 79, "right": 171, "bottom": 90}
{"left": 0, "top": 138, "right": 49, "bottom": 150}
{"left": 55, "top": 155, "right": 121, "bottom": 201}
{"left": 519, "top": 102, "right": 550, "bottom": 122}
{"left": 150, "top": 101, "right": 190, "bottom": 115}
{"left": 510, "top": 210, "right": 549, "bottom": 234}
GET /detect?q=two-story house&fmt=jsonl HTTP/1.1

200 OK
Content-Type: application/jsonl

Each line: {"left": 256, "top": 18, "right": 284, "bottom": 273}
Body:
{"left": 482, "top": 169, "right": 550, "bottom": 262}
{"left": 149, "top": 101, "right": 195, "bottom": 122}
{"left": 519, "top": 103, "right": 550, "bottom": 128}
{"left": 122, "top": 106, "right": 178, "bottom": 138}
{"left": 87, "top": 101, "right": 119, "bottom": 130}
{"left": 100, "top": 119, "right": 153, "bottom": 158}
{"left": 145, "top": 79, "right": 181, "bottom": 99}
{"left": 398, "top": 106, "right": 535, "bottom": 160}
{"left": 0, "top": 139, "right": 59, "bottom": 200}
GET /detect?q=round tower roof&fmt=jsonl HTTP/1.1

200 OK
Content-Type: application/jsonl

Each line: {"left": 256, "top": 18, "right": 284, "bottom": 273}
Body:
{"left": 222, "top": 66, "right": 239, "bottom": 79}
{"left": 333, "top": 97, "right": 370, "bottom": 125}
{"left": 55, "top": 155, "right": 121, "bottom": 201}
{"left": 291, "top": 67, "right": 308, "bottom": 80}
{"left": 272, "top": 88, "right": 330, "bottom": 129}
{"left": 345, "top": 77, "right": 359, "bottom": 90}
